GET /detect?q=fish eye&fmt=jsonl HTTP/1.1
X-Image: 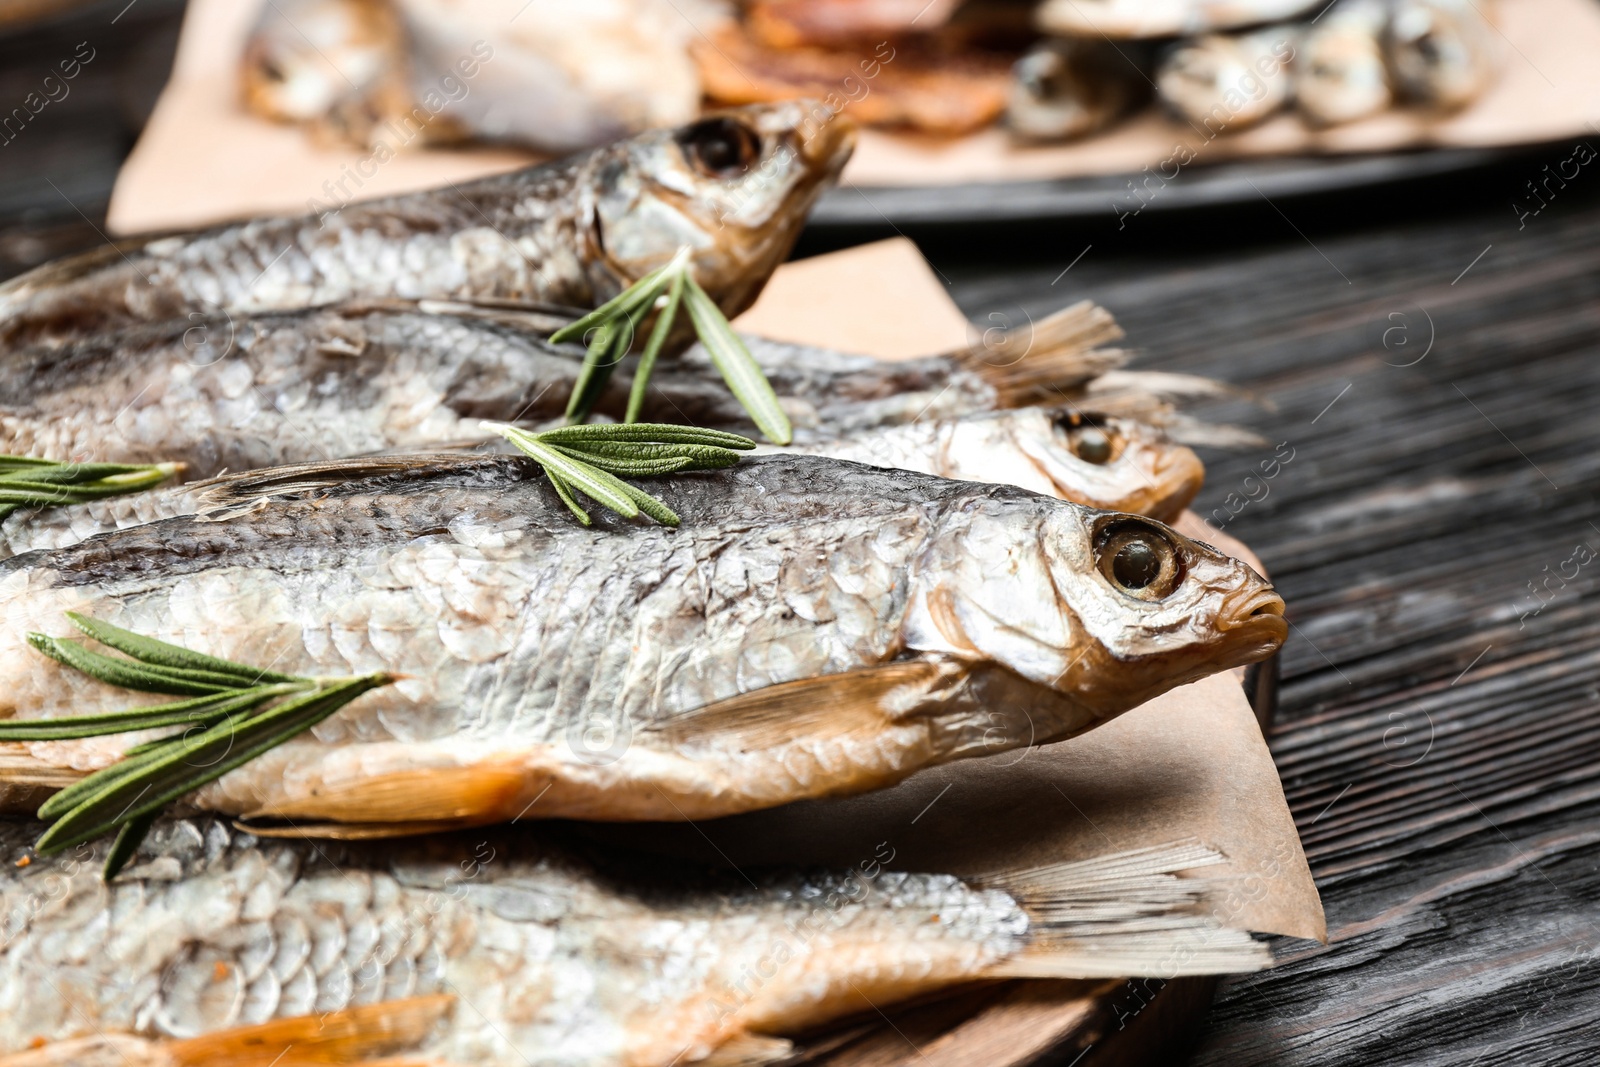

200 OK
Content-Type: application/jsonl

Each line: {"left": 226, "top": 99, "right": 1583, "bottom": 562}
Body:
{"left": 1054, "top": 414, "right": 1119, "bottom": 465}
{"left": 1095, "top": 519, "right": 1184, "bottom": 601}
{"left": 678, "top": 118, "right": 761, "bottom": 179}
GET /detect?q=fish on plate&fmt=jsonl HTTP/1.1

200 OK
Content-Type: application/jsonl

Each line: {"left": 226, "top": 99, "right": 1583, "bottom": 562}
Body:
{"left": 0, "top": 819, "right": 1266, "bottom": 1065}
{"left": 1384, "top": 0, "right": 1499, "bottom": 110}
{"left": 1036, "top": 0, "right": 1322, "bottom": 39}
{"left": 1007, "top": 37, "right": 1153, "bottom": 142}
{"left": 1156, "top": 27, "right": 1296, "bottom": 133}
{"left": 0, "top": 102, "right": 853, "bottom": 346}
{"left": 0, "top": 454, "right": 1286, "bottom": 830}
{"left": 1294, "top": 0, "right": 1392, "bottom": 127}
{"left": 242, "top": 0, "right": 727, "bottom": 153}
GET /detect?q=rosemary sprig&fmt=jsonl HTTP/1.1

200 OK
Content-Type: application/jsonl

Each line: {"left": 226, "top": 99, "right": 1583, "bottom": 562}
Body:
{"left": 0, "top": 456, "right": 181, "bottom": 523}
{"left": 487, "top": 422, "right": 755, "bottom": 527}
{"left": 551, "top": 247, "right": 793, "bottom": 445}
{"left": 1, "top": 613, "right": 394, "bottom": 879}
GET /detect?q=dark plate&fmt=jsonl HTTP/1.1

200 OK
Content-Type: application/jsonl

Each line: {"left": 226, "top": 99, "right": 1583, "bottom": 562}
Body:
{"left": 810, "top": 145, "right": 1514, "bottom": 228}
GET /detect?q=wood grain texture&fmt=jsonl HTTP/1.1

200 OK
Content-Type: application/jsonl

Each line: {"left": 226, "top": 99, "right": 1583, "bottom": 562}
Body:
{"left": 943, "top": 180, "right": 1600, "bottom": 1065}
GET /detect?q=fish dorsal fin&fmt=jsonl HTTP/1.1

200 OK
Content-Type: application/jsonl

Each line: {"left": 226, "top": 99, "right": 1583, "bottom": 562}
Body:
{"left": 194, "top": 454, "right": 520, "bottom": 517}
{"left": 953, "top": 300, "right": 1129, "bottom": 407}
{"left": 648, "top": 659, "right": 961, "bottom": 751}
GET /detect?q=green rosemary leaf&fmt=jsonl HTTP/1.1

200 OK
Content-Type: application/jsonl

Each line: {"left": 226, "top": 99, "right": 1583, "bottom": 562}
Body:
{"left": 65, "top": 613, "right": 301, "bottom": 684}
{"left": 682, "top": 277, "right": 793, "bottom": 446}
{"left": 0, "top": 456, "right": 59, "bottom": 472}
{"left": 548, "top": 445, "right": 694, "bottom": 478}
{"left": 0, "top": 463, "right": 170, "bottom": 486}
{"left": 36, "top": 675, "right": 391, "bottom": 856}
{"left": 26, "top": 634, "right": 237, "bottom": 696}
{"left": 0, "top": 687, "right": 293, "bottom": 745}
{"left": 565, "top": 310, "right": 637, "bottom": 424}
{"left": 0, "top": 458, "right": 179, "bottom": 511}
{"left": 103, "top": 811, "right": 159, "bottom": 880}
{"left": 548, "top": 252, "right": 684, "bottom": 345}
{"left": 611, "top": 479, "right": 682, "bottom": 527}
{"left": 533, "top": 424, "right": 756, "bottom": 450}
{"left": 501, "top": 433, "right": 641, "bottom": 519}
{"left": 544, "top": 470, "right": 593, "bottom": 526}
{"left": 626, "top": 269, "right": 686, "bottom": 424}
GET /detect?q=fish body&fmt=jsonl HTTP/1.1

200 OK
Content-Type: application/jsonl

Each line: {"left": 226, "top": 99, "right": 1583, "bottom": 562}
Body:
{"left": 1294, "top": 0, "right": 1391, "bottom": 126}
{"left": 0, "top": 103, "right": 853, "bottom": 346}
{"left": 0, "top": 819, "right": 1264, "bottom": 1064}
{"left": 0, "top": 455, "right": 1284, "bottom": 828}
{"left": 1007, "top": 38, "right": 1153, "bottom": 142}
{"left": 1037, "top": 0, "right": 1321, "bottom": 39}
{"left": 1156, "top": 27, "right": 1295, "bottom": 133}
{"left": 1384, "top": 0, "right": 1499, "bottom": 109}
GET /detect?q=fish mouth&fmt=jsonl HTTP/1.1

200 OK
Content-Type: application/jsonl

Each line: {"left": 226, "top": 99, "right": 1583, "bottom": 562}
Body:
{"left": 1215, "top": 584, "right": 1288, "bottom": 668}
{"left": 794, "top": 102, "right": 858, "bottom": 180}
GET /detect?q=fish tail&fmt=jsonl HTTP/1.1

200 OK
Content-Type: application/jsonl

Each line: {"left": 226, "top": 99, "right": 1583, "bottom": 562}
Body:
{"left": 979, "top": 840, "right": 1272, "bottom": 978}
{"left": 954, "top": 300, "right": 1129, "bottom": 407}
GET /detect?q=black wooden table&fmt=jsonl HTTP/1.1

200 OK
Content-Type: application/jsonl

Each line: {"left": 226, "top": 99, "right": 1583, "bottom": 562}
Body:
{"left": 5, "top": 3, "right": 1600, "bottom": 1063}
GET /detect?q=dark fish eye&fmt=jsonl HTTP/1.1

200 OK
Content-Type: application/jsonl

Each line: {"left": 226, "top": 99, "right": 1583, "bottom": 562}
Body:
{"left": 1068, "top": 426, "right": 1114, "bottom": 465}
{"left": 1095, "top": 519, "right": 1184, "bottom": 601}
{"left": 679, "top": 118, "right": 761, "bottom": 179}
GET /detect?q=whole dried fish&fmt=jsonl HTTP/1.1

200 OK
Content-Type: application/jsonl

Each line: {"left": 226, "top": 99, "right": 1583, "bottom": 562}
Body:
{"left": 0, "top": 455, "right": 1285, "bottom": 829}
{"left": 242, "top": 0, "right": 725, "bottom": 153}
{"left": 1037, "top": 0, "right": 1321, "bottom": 39}
{"left": 1156, "top": 28, "right": 1296, "bottom": 133}
{"left": 0, "top": 102, "right": 853, "bottom": 346}
{"left": 0, "top": 820, "right": 1265, "bottom": 1064}
{"left": 1384, "top": 0, "right": 1499, "bottom": 110}
{"left": 1007, "top": 38, "right": 1153, "bottom": 143}
{"left": 1295, "top": 0, "right": 1392, "bottom": 127}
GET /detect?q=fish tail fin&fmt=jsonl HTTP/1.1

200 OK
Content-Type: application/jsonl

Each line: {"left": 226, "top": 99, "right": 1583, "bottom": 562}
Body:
{"left": 954, "top": 300, "right": 1129, "bottom": 407}
{"left": 979, "top": 841, "right": 1272, "bottom": 978}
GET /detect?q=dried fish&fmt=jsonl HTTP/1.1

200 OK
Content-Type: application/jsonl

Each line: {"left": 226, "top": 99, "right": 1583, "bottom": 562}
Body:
{"left": 0, "top": 454, "right": 1285, "bottom": 829}
{"left": 1037, "top": 0, "right": 1322, "bottom": 39}
{"left": 1384, "top": 0, "right": 1500, "bottom": 110}
{"left": 1295, "top": 0, "right": 1392, "bottom": 126}
{"left": 0, "top": 102, "right": 853, "bottom": 346}
{"left": 0, "top": 820, "right": 1266, "bottom": 1064}
{"left": 1156, "top": 27, "right": 1296, "bottom": 133}
{"left": 1008, "top": 38, "right": 1153, "bottom": 142}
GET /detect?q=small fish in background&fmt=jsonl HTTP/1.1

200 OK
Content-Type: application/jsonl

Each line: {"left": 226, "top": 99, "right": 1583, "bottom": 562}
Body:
{"left": 0, "top": 820, "right": 1267, "bottom": 1063}
{"left": 1157, "top": 27, "right": 1296, "bottom": 133}
{"left": 1384, "top": 0, "right": 1500, "bottom": 110}
{"left": 1007, "top": 37, "right": 1153, "bottom": 142}
{"left": 1294, "top": 0, "right": 1392, "bottom": 126}
{"left": 239, "top": 0, "right": 418, "bottom": 148}
{"left": 1036, "top": 0, "right": 1323, "bottom": 39}
{"left": 241, "top": 0, "right": 726, "bottom": 153}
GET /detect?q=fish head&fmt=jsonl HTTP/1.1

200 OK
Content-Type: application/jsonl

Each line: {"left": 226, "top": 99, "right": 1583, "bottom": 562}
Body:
{"left": 592, "top": 101, "right": 856, "bottom": 317}
{"left": 904, "top": 498, "right": 1285, "bottom": 727}
{"left": 934, "top": 408, "right": 1202, "bottom": 520}
{"left": 240, "top": 0, "right": 396, "bottom": 124}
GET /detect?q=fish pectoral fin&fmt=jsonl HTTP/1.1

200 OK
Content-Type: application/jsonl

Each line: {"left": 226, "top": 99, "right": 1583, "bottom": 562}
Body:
{"left": 240, "top": 759, "right": 531, "bottom": 826}
{"left": 649, "top": 659, "right": 964, "bottom": 752}
{"left": 163, "top": 995, "right": 455, "bottom": 1066}
{"left": 193, "top": 454, "right": 515, "bottom": 516}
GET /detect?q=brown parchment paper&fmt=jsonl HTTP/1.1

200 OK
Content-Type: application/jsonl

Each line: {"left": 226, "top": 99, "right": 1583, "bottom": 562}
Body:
{"left": 619, "top": 240, "right": 1323, "bottom": 943}
{"left": 108, "top": 0, "right": 1600, "bottom": 233}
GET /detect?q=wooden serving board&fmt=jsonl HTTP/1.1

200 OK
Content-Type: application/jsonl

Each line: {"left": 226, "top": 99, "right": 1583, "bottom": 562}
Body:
{"left": 790, "top": 657, "right": 1278, "bottom": 1067}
